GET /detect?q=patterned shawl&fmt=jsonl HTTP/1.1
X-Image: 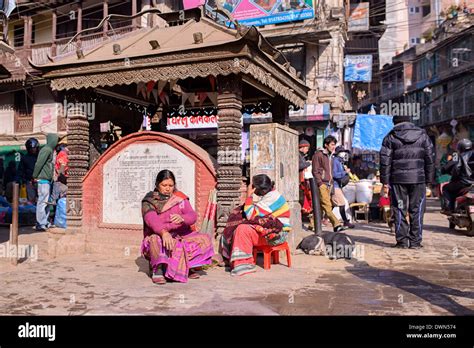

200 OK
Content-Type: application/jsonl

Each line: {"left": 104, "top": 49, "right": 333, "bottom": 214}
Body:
{"left": 141, "top": 190, "right": 188, "bottom": 217}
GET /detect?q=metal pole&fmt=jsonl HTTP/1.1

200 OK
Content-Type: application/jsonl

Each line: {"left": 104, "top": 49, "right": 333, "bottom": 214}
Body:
{"left": 308, "top": 177, "right": 322, "bottom": 235}
{"left": 10, "top": 183, "right": 19, "bottom": 265}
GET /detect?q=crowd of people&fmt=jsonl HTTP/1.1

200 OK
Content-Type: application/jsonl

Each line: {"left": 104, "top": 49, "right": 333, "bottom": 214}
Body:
{"left": 1, "top": 133, "right": 68, "bottom": 230}
{"left": 139, "top": 115, "right": 474, "bottom": 285}
{"left": 3, "top": 120, "right": 470, "bottom": 286}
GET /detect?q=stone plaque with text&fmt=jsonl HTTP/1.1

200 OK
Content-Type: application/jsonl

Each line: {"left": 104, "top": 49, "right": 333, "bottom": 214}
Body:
{"left": 102, "top": 142, "right": 195, "bottom": 225}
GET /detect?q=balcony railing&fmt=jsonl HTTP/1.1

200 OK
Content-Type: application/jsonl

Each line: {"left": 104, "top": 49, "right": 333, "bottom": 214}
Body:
{"left": 31, "top": 25, "right": 138, "bottom": 66}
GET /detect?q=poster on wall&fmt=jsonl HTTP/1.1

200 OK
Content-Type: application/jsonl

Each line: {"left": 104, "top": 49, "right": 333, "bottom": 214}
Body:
{"left": 348, "top": 2, "right": 369, "bottom": 32}
{"left": 344, "top": 55, "right": 373, "bottom": 82}
{"left": 404, "top": 62, "right": 413, "bottom": 87}
{"left": 183, "top": 0, "right": 315, "bottom": 26}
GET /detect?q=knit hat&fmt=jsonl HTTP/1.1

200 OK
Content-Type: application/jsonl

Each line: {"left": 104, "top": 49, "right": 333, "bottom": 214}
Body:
{"left": 335, "top": 145, "right": 346, "bottom": 155}
{"left": 299, "top": 139, "right": 310, "bottom": 148}
{"left": 392, "top": 115, "right": 411, "bottom": 124}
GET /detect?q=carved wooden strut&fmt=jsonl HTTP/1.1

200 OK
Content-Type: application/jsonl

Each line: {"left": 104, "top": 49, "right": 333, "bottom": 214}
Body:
{"left": 66, "top": 103, "right": 90, "bottom": 232}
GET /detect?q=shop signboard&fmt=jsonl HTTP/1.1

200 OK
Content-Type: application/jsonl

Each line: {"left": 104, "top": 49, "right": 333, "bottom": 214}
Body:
{"left": 167, "top": 114, "right": 218, "bottom": 130}
{"left": 348, "top": 2, "right": 369, "bottom": 32}
{"left": 183, "top": 0, "right": 315, "bottom": 27}
{"left": 289, "top": 103, "right": 330, "bottom": 121}
{"left": 344, "top": 55, "right": 373, "bottom": 82}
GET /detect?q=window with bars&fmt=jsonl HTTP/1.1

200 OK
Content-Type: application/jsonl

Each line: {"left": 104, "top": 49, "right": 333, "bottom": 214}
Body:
{"left": 279, "top": 45, "right": 306, "bottom": 81}
{"left": 14, "top": 90, "right": 33, "bottom": 117}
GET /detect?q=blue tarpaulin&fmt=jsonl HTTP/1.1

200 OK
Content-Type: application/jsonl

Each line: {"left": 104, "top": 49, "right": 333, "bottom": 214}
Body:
{"left": 352, "top": 114, "right": 394, "bottom": 151}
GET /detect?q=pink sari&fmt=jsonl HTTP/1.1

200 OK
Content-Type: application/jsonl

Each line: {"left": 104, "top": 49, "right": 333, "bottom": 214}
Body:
{"left": 141, "top": 191, "right": 214, "bottom": 283}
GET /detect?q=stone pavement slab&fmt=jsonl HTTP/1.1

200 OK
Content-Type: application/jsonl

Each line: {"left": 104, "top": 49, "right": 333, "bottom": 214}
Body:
{"left": 0, "top": 199, "right": 473, "bottom": 315}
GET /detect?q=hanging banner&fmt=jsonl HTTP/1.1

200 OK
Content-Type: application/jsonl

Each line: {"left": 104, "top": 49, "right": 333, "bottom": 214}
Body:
{"left": 348, "top": 2, "right": 369, "bottom": 32}
{"left": 207, "top": 92, "right": 218, "bottom": 106}
{"left": 156, "top": 80, "right": 167, "bottom": 95}
{"left": 184, "top": 0, "right": 315, "bottom": 26}
{"left": 136, "top": 82, "right": 145, "bottom": 96}
{"left": 167, "top": 115, "right": 218, "bottom": 130}
{"left": 344, "top": 55, "right": 373, "bottom": 82}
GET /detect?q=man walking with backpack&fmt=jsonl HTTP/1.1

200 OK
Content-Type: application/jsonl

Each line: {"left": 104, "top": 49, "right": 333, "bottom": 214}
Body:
{"left": 380, "top": 115, "right": 434, "bottom": 249}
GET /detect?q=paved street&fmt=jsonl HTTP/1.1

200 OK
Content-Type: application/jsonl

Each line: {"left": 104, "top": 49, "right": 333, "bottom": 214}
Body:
{"left": 0, "top": 198, "right": 473, "bottom": 315}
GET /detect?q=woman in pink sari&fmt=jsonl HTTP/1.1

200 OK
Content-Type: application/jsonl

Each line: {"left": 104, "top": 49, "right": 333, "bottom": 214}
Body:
{"left": 141, "top": 170, "right": 214, "bottom": 284}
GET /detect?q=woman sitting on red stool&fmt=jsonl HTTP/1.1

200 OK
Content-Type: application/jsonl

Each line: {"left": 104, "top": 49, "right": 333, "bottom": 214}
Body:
{"left": 220, "top": 174, "right": 291, "bottom": 276}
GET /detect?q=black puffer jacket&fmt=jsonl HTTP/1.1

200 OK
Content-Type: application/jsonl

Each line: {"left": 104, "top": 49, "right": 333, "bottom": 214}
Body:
{"left": 380, "top": 122, "right": 435, "bottom": 185}
{"left": 16, "top": 153, "right": 38, "bottom": 183}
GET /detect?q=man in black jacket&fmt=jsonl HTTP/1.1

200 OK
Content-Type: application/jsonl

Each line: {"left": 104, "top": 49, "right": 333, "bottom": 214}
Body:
{"left": 380, "top": 115, "right": 435, "bottom": 249}
{"left": 441, "top": 138, "right": 474, "bottom": 213}
{"left": 16, "top": 138, "right": 40, "bottom": 202}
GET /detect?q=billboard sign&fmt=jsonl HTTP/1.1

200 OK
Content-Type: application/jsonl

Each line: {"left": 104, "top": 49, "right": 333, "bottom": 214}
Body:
{"left": 348, "top": 2, "right": 369, "bottom": 32}
{"left": 344, "top": 55, "right": 373, "bottom": 82}
{"left": 183, "top": 0, "right": 315, "bottom": 27}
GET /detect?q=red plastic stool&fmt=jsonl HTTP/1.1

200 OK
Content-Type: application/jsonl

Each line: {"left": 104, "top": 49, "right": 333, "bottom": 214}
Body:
{"left": 253, "top": 242, "right": 292, "bottom": 270}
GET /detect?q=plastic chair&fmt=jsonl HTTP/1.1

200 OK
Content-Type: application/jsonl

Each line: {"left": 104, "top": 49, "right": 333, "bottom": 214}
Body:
{"left": 253, "top": 242, "right": 292, "bottom": 270}
{"left": 350, "top": 202, "right": 369, "bottom": 223}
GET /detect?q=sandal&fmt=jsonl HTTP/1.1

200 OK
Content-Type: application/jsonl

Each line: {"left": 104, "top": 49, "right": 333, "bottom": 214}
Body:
{"left": 188, "top": 270, "right": 201, "bottom": 279}
{"left": 152, "top": 274, "right": 166, "bottom": 285}
{"left": 151, "top": 266, "right": 166, "bottom": 285}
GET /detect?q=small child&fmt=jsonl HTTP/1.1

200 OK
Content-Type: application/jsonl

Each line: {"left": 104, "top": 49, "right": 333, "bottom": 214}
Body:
{"left": 378, "top": 185, "right": 390, "bottom": 208}
{"left": 51, "top": 174, "right": 67, "bottom": 203}
{"left": 379, "top": 185, "right": 392, "bottom": 228}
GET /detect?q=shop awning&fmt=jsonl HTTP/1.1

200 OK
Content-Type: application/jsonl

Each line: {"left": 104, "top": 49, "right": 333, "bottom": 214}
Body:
{"left": 289, "top": 103, "right": 330, "bottom": 122}
{"left": 0, "top": 145, "right": 23, "bottom": 156}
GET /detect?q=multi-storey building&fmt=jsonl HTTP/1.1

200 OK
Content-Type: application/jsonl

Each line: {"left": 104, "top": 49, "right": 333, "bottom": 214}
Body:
{"left": 345, "top": 0, "right": 386, "bottom": 113}
{"left": 379, "top": 0, "right": 463, "bottom": 68}
{"left": 377, "top": 11, "right": 473, "bottom": 164}
{"left": 0, "top": 1, "right": 168, "bottom": 156}
{"left": 0, "top": 0, "right": 354, "bottom": 163}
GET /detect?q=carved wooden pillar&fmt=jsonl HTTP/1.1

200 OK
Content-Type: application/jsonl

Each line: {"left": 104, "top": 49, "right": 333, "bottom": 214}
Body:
{"left": 76, "top": 1, "right": 82, "bottom": 49}
{"left": 216, "top": 74, "right": 243, "bottom": 235}
{"left": 23, "top": 16, "right": 30, "bottom": 48}
{"left": 103, "top": 0, "right": 109, "bottom": 38}
{"left": 67, "top": 101, "right": 90, "bottom": 233}
{"left": 132, "top": 0, "right": 138, "bottom": 29}
{"left": 51, "top": 11, "right": 57, "bottom": 57}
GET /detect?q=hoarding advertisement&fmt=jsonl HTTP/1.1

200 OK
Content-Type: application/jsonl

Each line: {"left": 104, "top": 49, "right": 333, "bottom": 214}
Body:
{"left": 183, "top": 0, "right": 315, "bottom": 26}
{"left": 348, "top": 2, "right": 369, "bottom": 32}
{"left": 344, "top": 55, "right": 373, "bottom": 82}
